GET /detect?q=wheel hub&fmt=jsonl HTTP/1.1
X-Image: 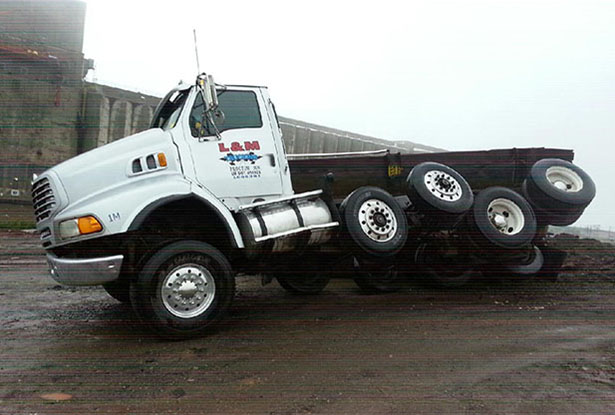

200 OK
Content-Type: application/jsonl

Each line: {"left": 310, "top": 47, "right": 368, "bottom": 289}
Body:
{"left": 358, "top": 198, "right": 398, "bottom": 242}
{"left": 373, "top": 212, "right": 387, "bottom": 227}
{"left": 424, "top": 170, "right": 462, "bottom": 202}
{"left": 437, "top": 177, "right": 451, "bottom": 190}
{"left": 487, "top": 198, "right": 525, "bottom": 235}
{"left": 161, "top": 264, "right": 216, "bottom": 319}
{"left": 546, "top": 166, "right": 583, "bottom": 193}
{"left": 178, "top": 280, "right": 198, "bottom": 298}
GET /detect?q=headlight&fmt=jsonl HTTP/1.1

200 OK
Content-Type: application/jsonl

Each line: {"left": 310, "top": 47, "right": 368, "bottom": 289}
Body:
{"left": 59, "top": 216, "right": 103, "bottom": 239}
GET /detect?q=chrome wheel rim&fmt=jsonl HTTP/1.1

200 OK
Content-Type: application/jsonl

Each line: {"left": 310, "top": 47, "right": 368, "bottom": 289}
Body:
{"left": 358, "top": 199, "right": 398, "bottom": 242}
{"left": 546, "top": 166, "right": 583, "bottom": 193}
{"left": 424, "top": 170, "right": 462, "bottom": 202}
{"left": 161, "top": 264, "right": 216, "bottom": 318}
{"left": 487, "top": 198, "right": 525, "bottom": 235}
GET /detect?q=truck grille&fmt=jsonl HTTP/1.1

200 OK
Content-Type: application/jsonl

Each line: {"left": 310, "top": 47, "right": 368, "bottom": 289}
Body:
{"left": 31, "top": 177, "right": 56, "bottom": 223}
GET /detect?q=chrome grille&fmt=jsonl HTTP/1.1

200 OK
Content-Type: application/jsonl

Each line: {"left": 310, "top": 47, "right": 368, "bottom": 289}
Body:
{"left": 31, "top": 178, "right": 56, "bottom": 223}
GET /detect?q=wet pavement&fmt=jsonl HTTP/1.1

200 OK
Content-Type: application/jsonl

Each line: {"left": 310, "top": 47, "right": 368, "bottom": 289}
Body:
{"left": 0, "top": 230, "right": 614, "bottom": 414}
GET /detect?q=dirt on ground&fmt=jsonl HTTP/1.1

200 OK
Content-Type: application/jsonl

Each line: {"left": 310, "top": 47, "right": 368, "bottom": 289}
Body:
{"left": 0, "top": 230, "right": 614, "bottom": 414}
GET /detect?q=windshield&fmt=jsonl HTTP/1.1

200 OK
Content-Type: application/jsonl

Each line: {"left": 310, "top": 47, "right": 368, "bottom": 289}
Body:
{"left": 151, "top": 89, "right": 190, "bottom": 130}
{"left": 190, "top": 90, "right": 262, "bottom": 137}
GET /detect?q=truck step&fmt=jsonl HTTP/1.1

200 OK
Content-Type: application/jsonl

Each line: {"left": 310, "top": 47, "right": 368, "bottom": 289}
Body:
{"left": 254, "top": 221, "right": 339, "bottom": 243}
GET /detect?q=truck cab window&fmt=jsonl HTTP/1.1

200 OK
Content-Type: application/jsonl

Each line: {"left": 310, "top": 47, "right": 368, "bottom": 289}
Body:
{"left": 151, "top": 90, "right": 189, "bottom": 130}
{"left": 190, "top": 90, "right": 263, "bottom": 138}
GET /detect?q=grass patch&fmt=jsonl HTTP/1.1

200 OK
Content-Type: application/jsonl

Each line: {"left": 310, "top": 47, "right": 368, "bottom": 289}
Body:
{"left": 0, "top": 220, "right": 36, "bottom": 230}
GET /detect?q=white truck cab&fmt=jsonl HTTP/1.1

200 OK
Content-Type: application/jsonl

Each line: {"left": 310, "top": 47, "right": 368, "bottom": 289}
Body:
{"left": 32, "top": 74, "right": 339, "bottom": 337}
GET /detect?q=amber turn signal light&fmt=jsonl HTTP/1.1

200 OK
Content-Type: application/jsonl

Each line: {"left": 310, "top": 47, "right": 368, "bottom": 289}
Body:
{"left": 77, "top": 216, "right": 102, "bottom": 235}
{"left": 158, "top": 152, "right": 167, "bottom": 167}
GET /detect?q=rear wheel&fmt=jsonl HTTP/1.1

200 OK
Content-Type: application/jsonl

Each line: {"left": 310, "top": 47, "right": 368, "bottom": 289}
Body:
{"left": 406, "top": 162, "right": 473, "bottom": 227}
{"left": 339, "top": 186, "right": 408, "bottom": 260}
{"left": 414, "top": 241, "right": 479, "bottom": 288}
{"left": 130, "top": 240, "right": 235, "bottom": 339}
{"left": 276, "top": 272, "right": 330, "bottom": 295}
{"left": 352, "top": 258, "right": 404, "bottom": 293}
{"left": 535, "top": 247, "right": 568, "bottom": 282}
{"left": 524, "top": 158, "right": 595, "bottom": 211}
{"left": 522, "top": 182, "right": 586, "bottom": 226}
{"left": 482, "top": 245, "right": 544, "bottom": 281}
{"left": 468, "top": 187, "right": 536, "bottom": 250}
{"left": 274, "top": 251, "right": 332, "bottom": 295}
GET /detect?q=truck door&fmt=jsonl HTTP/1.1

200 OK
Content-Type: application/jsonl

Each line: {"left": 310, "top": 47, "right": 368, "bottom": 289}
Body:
{"left": 184, "top": 87, "right": 284, "bottom": 199}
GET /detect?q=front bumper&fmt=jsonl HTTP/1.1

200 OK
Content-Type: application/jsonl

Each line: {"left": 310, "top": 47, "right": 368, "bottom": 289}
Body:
{"left": 47, "top": 253, "right": 124, "bottom": 286}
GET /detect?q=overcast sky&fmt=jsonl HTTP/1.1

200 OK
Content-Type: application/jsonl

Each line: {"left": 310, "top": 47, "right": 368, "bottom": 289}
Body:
{"left": 82, "top": 0, "right": 615, "bottom": 229}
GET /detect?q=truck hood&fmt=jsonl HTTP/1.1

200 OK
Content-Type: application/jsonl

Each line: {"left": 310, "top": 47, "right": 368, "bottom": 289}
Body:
{"left": 49, "top": 128, "right": 178, "bottom": 206}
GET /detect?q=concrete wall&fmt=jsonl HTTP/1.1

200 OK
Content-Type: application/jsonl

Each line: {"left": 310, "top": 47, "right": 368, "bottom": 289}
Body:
{"left": 278, "top": 117, "right": 443, "bottom": 155}
{"left": 79, "top": 82, "right": 159, "bottom": 152}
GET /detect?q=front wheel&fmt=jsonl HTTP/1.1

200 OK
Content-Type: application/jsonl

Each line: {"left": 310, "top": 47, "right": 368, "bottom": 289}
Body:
{"left": 130, "top": 240, "right": 235, "bottom": 339}
{"left": 102, "top": 278, "right": 130, "bottom": 303}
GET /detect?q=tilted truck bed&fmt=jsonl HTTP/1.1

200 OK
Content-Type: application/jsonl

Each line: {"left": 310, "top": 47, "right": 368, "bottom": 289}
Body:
{"left": 288, "top": 147, "right": 574, "bottom": 201}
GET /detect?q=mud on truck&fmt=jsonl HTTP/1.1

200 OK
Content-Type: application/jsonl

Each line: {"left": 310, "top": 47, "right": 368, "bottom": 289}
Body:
{"left": 32, "top": 74, "right": 596, "bottom": 338}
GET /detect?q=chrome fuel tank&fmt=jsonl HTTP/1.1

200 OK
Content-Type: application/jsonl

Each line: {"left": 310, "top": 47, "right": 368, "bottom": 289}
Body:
{"left": 235, "top": 190, "right": 339, "bottom": 256}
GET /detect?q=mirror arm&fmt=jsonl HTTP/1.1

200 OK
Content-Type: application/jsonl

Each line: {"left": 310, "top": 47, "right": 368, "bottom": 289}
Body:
{"left": 204, "top": 111, "right": 222, "bottom": 141}
{"left": 195, "top": 73, "right": 222, "bottom": 142}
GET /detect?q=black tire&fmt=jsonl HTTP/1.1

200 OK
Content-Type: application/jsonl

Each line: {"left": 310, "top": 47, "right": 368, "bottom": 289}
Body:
{"left": 522, "top": 181, "right": 586, "bottom": 226}
{"left": 468, "top": 187, "right": 536, "bottom": 249}
{"left": 535, "top": 247, "right": 567, "bottom": 282}
{"left": 482, "top": 245, "right": 544, "bottom": 280}
{"left": 276, "top": 272, "right": 330, "bottom": 295}
{"left": 524, "top": 158, "right": 595, "bottom": 211}
{"left": 102, "top": 278, "right": 130, "bottom": 303}
{"left": 130, "top": 240, "right": 235, "bottom": 339}
{"left": 352, "top": 258, "right": 404, "bottom": 293}
{"left": 414, "top": 242, "right": 479, "bottom": 288}
{"left": 339, "top": 186, "right": 408, "bottom": 260}
{"left": 406, "top": 162, "right": 474, "bottom": 215}
{"left": 531, "top": 203, "right": 584, "bottom": 227}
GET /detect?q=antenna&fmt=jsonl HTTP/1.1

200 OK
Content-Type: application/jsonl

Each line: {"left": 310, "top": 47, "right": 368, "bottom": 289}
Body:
{"left": 193, "top": 29, "right": 201, "bottom": 74}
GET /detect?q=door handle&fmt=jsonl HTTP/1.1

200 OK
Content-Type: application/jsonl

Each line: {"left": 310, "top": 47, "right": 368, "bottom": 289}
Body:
{"left": 264, "top": 153, "right": 276, "bottom": 167}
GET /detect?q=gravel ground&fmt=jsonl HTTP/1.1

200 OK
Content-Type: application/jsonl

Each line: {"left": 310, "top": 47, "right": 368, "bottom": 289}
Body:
{"left": 0, "top": 230, "right": 614, "bottom": 414}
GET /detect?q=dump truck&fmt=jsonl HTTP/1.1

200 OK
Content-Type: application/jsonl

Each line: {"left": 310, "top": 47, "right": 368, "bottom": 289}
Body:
{"left": 32, "top": 74, "right": 596, "bottom": 338}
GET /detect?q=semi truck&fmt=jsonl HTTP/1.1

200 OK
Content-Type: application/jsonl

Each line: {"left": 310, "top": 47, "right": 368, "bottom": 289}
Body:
{"left": 32, "top": 74, "right": 596, "bottom": 338}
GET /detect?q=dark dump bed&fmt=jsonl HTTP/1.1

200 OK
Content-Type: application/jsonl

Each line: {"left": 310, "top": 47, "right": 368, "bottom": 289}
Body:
{"left": 288, "top": 147, "right": 574, "bottom": 201}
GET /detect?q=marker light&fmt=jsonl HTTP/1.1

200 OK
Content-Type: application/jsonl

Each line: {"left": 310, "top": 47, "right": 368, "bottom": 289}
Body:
{"left": 157, "top": 152, "right": 167, "bottom": 167}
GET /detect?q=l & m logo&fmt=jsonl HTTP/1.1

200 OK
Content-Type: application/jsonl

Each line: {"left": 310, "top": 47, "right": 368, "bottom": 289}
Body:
{"left": 218, "top": 140, "right": 262, "bottom": 165}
